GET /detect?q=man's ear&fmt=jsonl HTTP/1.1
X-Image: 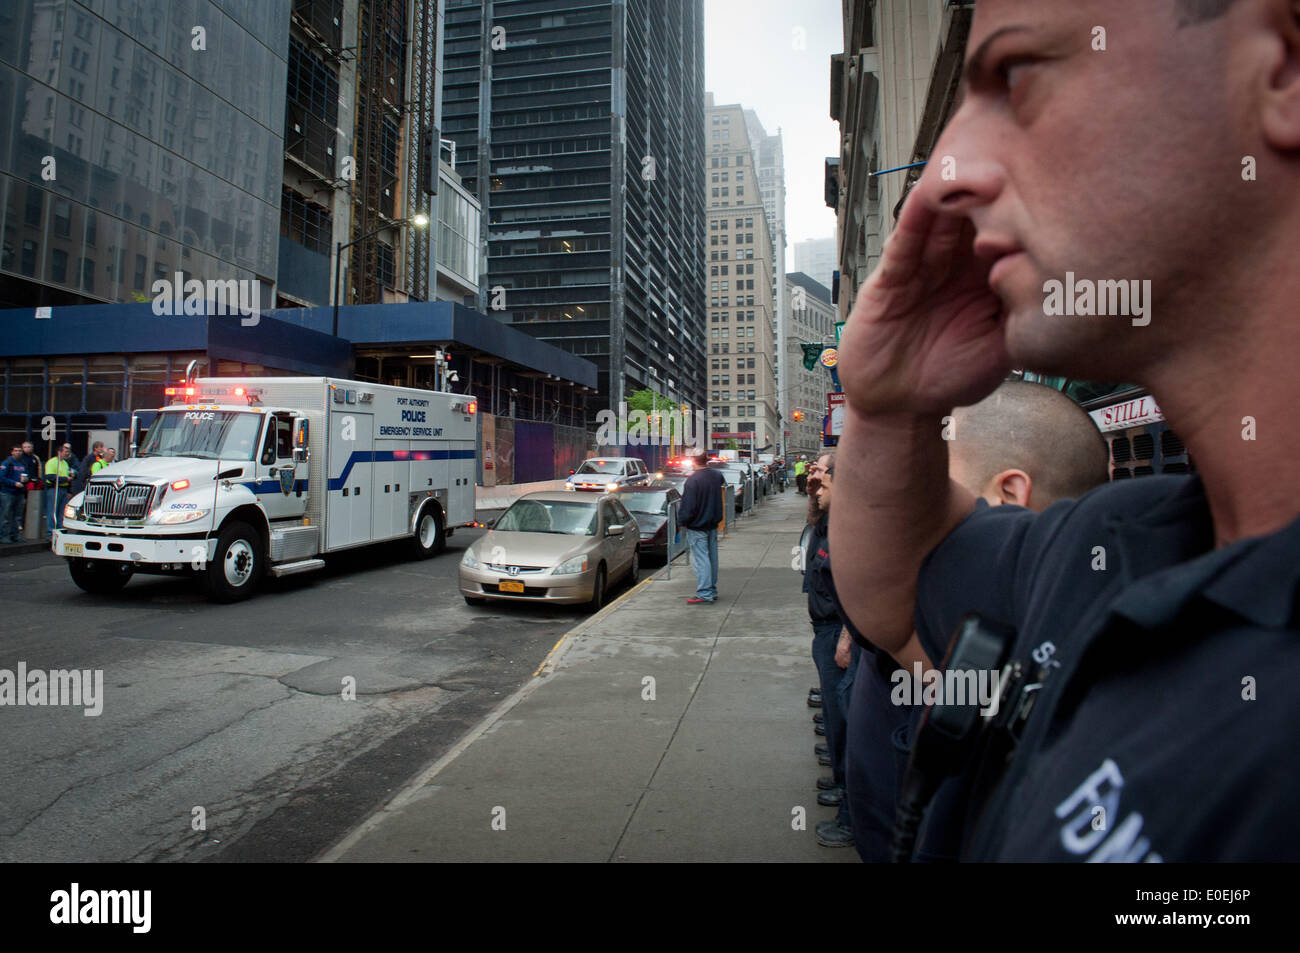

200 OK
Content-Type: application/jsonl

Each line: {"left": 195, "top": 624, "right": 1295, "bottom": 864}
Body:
{"left": 983, "top": 469, "right": 1033, "bottom": 508}
{"left": 1260, "top": 0, "right": 1300, "bottom": 150}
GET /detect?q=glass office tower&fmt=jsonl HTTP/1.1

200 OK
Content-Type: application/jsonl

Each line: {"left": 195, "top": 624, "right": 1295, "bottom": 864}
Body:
{"left": 0, "top": 0, "right": 290, "bottom": 309}
{"left": 442, "top": 0, "right": 707, "bottom": 418}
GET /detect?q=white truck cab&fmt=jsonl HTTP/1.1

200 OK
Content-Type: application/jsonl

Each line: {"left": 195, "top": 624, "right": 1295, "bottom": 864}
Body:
{"left": 53, "top": 376, "right": 478, "bottom": 602}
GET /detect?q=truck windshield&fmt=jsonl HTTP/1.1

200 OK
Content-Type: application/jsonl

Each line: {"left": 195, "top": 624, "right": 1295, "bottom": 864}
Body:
{"left": 137, "top": 410, "right": 263, "bottom": 461}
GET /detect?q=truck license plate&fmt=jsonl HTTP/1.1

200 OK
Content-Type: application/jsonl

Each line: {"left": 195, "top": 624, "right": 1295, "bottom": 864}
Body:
{"left": 63, "top": 543, "right": 83, "bottom": 556}
{"left": 499, "top": 580, "right": 524, "bottom": 593}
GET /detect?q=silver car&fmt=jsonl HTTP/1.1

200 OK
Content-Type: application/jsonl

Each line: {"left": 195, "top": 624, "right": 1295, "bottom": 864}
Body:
{"left": 459, "top": 491, "right": 639, "bottom": 609}
{"left": 564, "top": 456, "right": 650, "bottom": 492}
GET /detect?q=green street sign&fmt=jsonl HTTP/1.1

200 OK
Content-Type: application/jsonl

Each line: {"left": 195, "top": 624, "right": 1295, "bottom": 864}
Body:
{"left": 835, "top": 321, "right": 845, "bottom": 344}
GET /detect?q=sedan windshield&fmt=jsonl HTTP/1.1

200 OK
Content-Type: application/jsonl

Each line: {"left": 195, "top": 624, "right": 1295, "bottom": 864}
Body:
{"left": 138, "top": 410, "right": 263, "bottom": 461}
{"left": 496, "top": 499, "right": 600, "bottom": 535}
{"left": 576, "top": 460, "right": 624, "bottom": 475}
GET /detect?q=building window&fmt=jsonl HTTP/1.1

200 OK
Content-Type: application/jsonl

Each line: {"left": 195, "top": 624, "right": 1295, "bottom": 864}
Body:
{"left": 376, "top": 242, "right": 395, "bottom": 289}
{"left": 280, "top": 189, "right": 333, "bottom": 256}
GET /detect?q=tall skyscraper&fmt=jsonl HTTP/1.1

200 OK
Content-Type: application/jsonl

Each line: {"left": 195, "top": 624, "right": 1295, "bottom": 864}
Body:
{"left": 785, "top": 271, "right": 835, "bottom": 458}
{"left": 441, "top": 0, "right": 707, "bottom": 419}
{"left": 0, "top": 0, "right": 291, "bottom": 310}
{"left": 704, "top": 95, "right": 779, "bottom": 453}
{"left": 743, "top": 108, "right": 786, "bottom": 456}
{"left": 793, "top": 237, "right": 836, "bottom": 292}
{"left": 0, "top": 0, "right": 468, "bottom": 313}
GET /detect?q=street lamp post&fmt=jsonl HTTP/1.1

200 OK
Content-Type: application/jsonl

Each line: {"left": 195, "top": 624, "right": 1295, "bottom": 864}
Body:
{"left": 332, "top": 213, "right": 429, "bottom": 336}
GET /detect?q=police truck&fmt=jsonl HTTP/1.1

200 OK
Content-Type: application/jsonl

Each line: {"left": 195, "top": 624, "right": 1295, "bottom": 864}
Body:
{"left": 52, "top": 375, "right": 478, "bottom": 601}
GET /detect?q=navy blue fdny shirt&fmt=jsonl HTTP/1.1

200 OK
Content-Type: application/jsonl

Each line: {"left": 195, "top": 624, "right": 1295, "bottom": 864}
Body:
{"left": 906, "top": 474, "right": 1300, "bottom": 861}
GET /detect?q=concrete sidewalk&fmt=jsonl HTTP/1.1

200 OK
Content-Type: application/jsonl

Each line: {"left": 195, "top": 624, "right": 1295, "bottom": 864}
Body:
{"left": 323, "top": 488, "right": 856, "bottom": 862}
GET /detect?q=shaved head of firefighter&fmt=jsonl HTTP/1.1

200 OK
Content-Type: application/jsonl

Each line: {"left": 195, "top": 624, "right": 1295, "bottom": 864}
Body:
{"left": 948, "top": 381, "right": 1108, "bottom": 511}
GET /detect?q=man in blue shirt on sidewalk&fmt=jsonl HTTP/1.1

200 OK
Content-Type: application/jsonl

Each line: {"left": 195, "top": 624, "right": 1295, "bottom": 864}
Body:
{"left": 1, "top": 445, "right": 29, "bottom": 543}
{"left": 677, "top": 451, "right": 725, "bottom": 604}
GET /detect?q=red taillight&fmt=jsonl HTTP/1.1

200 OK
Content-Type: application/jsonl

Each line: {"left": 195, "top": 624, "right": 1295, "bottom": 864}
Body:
{"left": 171, "top": 479, "right": 190, "bottom": 491}
{"left": 233, "top": 386, "right": 245, "bottom": 396}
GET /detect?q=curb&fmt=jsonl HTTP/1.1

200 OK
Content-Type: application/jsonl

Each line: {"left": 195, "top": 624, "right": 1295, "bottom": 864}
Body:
{"left": 0, "top": 540, "right": 53, "bottom": 557}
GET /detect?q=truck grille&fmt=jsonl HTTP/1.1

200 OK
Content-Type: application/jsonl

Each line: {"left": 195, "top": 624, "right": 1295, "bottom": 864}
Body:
{"left": 84, "top": 481, "right": 155, "bottom": 520}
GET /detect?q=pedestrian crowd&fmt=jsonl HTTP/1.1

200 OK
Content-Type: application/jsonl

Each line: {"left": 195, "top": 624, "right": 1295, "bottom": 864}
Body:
{"left": 798, "top": 382, "right": 1111, "bottom": 854}
{"left": 0, "top": 439, "right": 113, "bottom": 544}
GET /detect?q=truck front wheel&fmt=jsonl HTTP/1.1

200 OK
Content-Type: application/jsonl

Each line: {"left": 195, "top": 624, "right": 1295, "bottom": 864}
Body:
{"left": 203, "top": 521, "right": 263, "bottom": 603}
{"left": 409, "top": 503, "right": 445, "bottom": 559}
{"left": 68, "top": 558, "right": 134, "bottom": 594}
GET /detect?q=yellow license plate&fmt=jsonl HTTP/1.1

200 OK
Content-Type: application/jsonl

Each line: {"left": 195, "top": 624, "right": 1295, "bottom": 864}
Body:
{"left": 64, "top": 543, "right": 83, "bottom": 556}
{"left": 499, "top": 580, "right": 525, "bottom": 593}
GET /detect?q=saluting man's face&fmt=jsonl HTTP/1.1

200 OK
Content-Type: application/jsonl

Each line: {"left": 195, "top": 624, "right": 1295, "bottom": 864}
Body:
{"left": 913, "top": 0, "right": 1244, "bottom": 384}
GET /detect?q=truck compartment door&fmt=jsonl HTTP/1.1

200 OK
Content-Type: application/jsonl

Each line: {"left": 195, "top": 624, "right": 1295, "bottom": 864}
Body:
{"left": 326, "top": 412, "right": 372, "bottom": 549}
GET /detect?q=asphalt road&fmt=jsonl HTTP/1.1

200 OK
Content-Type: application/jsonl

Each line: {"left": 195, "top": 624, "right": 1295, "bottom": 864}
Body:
{"left": 0, "top": 528, "right": 612, "bottom": 862}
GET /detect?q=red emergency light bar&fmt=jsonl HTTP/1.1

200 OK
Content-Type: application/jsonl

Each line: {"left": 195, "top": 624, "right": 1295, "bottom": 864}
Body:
{"left": 164, "top": 383, "right": 261, "bottom": 403}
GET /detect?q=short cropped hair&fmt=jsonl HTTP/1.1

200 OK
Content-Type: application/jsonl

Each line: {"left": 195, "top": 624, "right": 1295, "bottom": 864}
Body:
{"left": 952, "top": 381, "right": 1109, "bottom": 504}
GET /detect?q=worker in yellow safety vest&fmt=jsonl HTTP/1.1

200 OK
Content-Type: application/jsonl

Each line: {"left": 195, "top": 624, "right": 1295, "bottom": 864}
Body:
{"left": 43, "top": 443, "right": 73, "bottom": 533}
{"left": 794, "top": 456, "right": 808, "bottom": 496}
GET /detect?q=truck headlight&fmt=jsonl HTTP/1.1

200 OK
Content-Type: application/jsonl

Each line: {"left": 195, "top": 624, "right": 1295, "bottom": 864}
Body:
{"left": 461, "top": 550, "right": 482, "bottom": 570}
{"left": 552, "top": 554, "right": 588, "bottom": 575}
{"left": 152, "top": 509, "right": 210, "bottom": 525}
{"left": 63, "top": 502, "right": 78, "bottom": 520}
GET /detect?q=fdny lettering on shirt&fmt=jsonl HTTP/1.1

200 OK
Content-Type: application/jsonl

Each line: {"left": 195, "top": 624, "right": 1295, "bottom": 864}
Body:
{"left": 1053, "top": 758, "right": 1163, "bottom": 862}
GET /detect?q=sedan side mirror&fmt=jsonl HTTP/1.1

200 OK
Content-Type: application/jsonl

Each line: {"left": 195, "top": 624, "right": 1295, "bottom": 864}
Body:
{"left": 606, "top": 523, "right": 626, "bottom": 536}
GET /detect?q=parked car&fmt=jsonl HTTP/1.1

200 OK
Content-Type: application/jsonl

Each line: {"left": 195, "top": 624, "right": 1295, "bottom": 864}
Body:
{"left": 656, "top": 472, "right": 689, "bottom": 494}
{"left": 460, "top": 491, "right": 639, "bottom": 609}
{"left": 709, "top": 463, "right": 747, "bottom": 513}
{"left": 619, "top": 483, "right": 682, "bottom": 560}
{"left": 564, "top": 456, "right": 651, "bottom": 492}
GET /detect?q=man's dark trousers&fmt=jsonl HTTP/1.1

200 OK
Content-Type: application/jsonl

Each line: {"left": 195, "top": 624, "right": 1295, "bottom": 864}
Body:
{"left": 811, "top": 620, "right": 849, "bottom": 790}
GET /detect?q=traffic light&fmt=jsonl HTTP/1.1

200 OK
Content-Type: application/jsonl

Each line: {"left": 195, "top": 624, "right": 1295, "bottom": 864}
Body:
{"left": 420, "top": 127, "right": 439, "bottom": 196}
{"left": 792, "top": 410, "right": 804, "bottom": 422}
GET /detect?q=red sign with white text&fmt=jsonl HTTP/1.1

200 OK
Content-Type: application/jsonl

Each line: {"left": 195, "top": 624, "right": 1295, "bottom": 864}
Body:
{"left": 1089, "top": 395, "right": 1163, "bottom": 432}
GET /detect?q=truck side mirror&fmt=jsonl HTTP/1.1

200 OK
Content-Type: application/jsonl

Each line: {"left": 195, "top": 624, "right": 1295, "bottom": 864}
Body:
{"left": 128, "top": 414, "right": 140, "bottom": 459}
{"left": 293, "top": 418, "right": 310, "bottom": 463}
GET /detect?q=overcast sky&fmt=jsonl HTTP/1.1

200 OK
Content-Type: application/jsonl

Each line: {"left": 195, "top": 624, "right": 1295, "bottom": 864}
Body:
{"left": 704, "top": 0, "right": 842, "bottom": 270}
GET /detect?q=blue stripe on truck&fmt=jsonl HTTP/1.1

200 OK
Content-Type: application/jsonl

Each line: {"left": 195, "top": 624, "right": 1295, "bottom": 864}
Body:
{"left": 327, "top": 449, "right": 475, "bottom": 491}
